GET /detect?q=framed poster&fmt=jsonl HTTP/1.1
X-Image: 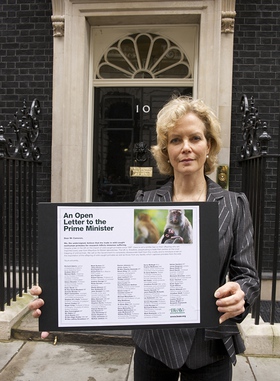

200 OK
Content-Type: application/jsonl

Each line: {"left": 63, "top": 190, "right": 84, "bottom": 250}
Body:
{"left": 38, "top": 202, "right": 220, "bottom": 332}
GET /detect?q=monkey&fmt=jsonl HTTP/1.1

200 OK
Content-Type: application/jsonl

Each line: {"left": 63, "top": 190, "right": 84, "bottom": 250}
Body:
{"left": 135, "top": 213, "right": 160, "bottom": 243}
{"left": 161, "top": 227, "right": 184, "bottom": 244}
{"left": 161, "top": 209, "right": 193, "bottom": 243}
{"left": 161, "top": 227, "right": 175, "bottom": 243}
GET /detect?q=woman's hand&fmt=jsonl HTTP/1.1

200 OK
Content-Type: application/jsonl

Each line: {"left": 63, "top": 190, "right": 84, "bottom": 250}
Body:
{"left": 214, "top": 282, "right": 245, "bottom": 324}
{"left": 29, "top": 285, "right": 49, "bottom": 339}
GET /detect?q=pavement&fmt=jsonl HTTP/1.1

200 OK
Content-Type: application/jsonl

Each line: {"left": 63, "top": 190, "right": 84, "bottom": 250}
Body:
{"left": 1, "top": 312, "right": 280, "bottom": 381}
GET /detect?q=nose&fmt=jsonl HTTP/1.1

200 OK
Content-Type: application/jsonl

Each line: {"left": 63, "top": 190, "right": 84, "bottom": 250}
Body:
{"left": 181, "top": 139, "right": 191, "bottom": 152}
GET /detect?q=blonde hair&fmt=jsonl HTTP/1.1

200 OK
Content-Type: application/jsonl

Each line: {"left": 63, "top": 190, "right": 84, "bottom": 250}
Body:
{"left": 151, "top": 96, "right": 222, "bottom": 175}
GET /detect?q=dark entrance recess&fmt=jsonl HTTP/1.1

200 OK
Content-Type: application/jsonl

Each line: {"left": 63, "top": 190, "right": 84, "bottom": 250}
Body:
{"left": 93, "top": 87, "right": 192, "bottom": 202}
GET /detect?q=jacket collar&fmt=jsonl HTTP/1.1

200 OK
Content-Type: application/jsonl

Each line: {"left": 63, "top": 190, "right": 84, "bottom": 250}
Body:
{"left": 155, "top": 176, "right": 226, "bottom": 202}
{"left": 154, "top": 178, "right": 173, "bottom": 198}
{"left": 206, "top": 177, "right": 226, "bottom": 202}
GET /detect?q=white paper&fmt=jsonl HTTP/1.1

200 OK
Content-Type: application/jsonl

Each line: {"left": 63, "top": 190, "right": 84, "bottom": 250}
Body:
{"left": 57, "top": 205, "right": 200, "bottom": 328}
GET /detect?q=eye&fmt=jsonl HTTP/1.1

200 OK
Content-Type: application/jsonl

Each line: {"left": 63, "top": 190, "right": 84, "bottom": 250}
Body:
{"left": 192, "top": 135, "right": 202, "bottom": 141}
{"left": 169, "top": 137, "right": 181, "bottom": 144}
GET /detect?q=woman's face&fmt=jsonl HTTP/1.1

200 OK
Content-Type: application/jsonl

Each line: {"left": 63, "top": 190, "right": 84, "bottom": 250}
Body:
{"left": 167, "top": 112, "right": 211, "bottom": 178}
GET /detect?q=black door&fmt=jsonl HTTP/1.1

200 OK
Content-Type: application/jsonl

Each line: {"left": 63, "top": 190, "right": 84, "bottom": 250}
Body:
{"left": 92, "top": 87, "right": 192, "bottom": 201}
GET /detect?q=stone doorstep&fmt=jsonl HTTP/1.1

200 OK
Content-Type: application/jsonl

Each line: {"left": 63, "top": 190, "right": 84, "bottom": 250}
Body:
{"left": 0, "top": 293, "right": 34, "bottom": 341}
{"left": 238, "top": 314, "right": 280, "bottom": 357}
{"left": 2, "top": 295, "right": 280, "bottom": 357}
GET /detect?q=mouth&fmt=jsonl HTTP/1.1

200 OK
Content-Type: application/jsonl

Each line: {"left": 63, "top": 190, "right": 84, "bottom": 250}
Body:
{"left": 180, "top": 158, "right": 194, "bottom": 163}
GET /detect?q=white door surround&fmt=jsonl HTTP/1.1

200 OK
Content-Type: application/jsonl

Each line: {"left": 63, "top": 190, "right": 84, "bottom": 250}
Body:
{"left": 50, "top": 0, "right": 236, "bottom": 202}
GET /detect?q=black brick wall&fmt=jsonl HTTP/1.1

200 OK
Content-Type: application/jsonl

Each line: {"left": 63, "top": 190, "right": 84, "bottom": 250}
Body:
{"left": 230, "top": 0, "right": 280, "bottom": 271}
{"left": 230, "top": 0, "right": 280, "bottom": 185}
{"left": 0, "top": 0, "right": 53, "bottom": 202}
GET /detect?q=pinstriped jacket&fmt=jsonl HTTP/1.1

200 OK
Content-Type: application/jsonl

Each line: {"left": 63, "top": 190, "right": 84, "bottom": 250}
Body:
{"left": 132, "top": 177, "right": 260, "bottom": 369}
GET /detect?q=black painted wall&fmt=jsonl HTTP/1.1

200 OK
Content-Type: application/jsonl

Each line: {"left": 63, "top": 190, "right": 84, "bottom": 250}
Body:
{"left": 230, "top": 0, "right": 280, "bottom": 271}
{"left": 231, "top": 0, "right": 279, "bottom": 183}
{"left": 0, "top": 0, "right": 53, "bottom": 202}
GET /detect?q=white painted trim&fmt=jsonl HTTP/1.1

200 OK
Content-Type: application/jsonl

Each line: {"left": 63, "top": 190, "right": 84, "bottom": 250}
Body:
{"left": 92, "top": 79, "right": 195, "bottom": 87}
{"left": 50, "top": 1, "right": 235, "bottom": 202}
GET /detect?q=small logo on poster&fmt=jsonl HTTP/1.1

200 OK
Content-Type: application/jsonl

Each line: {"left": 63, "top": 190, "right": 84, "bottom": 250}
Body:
{"left": 170, "top": 308, "right": 186, "bottom": 316}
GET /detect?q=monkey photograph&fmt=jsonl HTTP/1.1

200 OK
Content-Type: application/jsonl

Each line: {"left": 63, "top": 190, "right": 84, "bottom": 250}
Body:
{"left": 160, "top": 209, "right": 193, "bottom": 244}
{"left": 134, "top": 209, "right": 193, "bottom": 244}
{"left": 161, "top": 227, "right": 184, "bottom": 244}
{"left": 134, "top": 212, "right": 160, "bottom": 243}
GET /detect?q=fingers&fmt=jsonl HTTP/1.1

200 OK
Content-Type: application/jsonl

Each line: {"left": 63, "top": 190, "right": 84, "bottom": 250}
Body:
{"left": 29, "top": 288, "right": 45, "bottom": 319}
{"left": 29, "top": 285, "right": 42, "bottom": 296}
{"left": 29, "top": 296, "right": 45, "bottom": 311}
{"left": 30, "top": 304, "right": 50, "bottom": 339}
{"left": 41, "top": 332, "right": 50, "bottom": 339}
{"left": 216, "top": 295, "right": 245, "bottom": 312}
{"left": 217, "top": 296, "right": 246, "bottom": 324}
{"left": 214, "top": 282, "right": 245, "bottom": 323}
{"left": 28, "top": 285, "right": 49, "bottom": 339}
{"left": 214, "top": 282, "right": 242, "bottom": 299}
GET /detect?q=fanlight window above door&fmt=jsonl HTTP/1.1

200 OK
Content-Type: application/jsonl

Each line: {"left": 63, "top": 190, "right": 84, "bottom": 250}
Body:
{"left": 96, "top": 33, "right": 192, "bottom": 79}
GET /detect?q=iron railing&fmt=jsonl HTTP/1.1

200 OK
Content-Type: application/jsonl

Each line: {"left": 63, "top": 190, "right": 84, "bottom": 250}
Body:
{"left": 239, "top": 94, "right": 280, "bottom": 324}
{"left": 1, "top": 95, "right": 279, "bottom": 326}
{"left": 0, "top": 99, "right": 41, "bottom": 311}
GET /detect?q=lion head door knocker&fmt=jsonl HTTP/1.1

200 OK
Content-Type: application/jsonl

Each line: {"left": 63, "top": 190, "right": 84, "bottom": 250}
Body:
{"left": 133, "top": 142, "right": 149, "bottom": 163}
{"left": 217, "top": 165, "right": 229, "bottom": 189}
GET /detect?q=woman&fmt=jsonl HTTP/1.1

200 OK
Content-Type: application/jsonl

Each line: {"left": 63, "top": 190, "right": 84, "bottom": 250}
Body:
{"left": 30, "top": 96, "right": 259, "bottom": 381}
{"left": 131, "top": 96, "right": 259, "bottom": 380}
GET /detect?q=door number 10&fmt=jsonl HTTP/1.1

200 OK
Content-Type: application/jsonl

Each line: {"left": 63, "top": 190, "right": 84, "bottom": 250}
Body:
{"left": 136, "top": 105, "right": 150, "bottom": 114}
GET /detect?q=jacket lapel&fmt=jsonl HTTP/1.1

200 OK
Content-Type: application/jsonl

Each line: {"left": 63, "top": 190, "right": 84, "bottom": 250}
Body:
{"left": 206, "top": 178, "right": 232, "bottom": 238}
{"left": 154, "top": 179, "right": 173, "bottom": 201}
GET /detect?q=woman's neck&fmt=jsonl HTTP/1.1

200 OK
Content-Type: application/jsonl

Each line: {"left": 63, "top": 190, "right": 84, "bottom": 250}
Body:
{"left": 173, "top": 175, "right": 207, "bottom": 202}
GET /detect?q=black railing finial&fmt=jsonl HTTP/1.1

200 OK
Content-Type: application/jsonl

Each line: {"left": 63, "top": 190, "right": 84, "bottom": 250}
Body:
{"left": 1, "top": 99, "right": 41, "bottom": 161}
{"left": 259, "top": 121, "right": 271, "bottom": 156}
{"left": 240, "top": 94, "right": 271, "bottom": 159}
